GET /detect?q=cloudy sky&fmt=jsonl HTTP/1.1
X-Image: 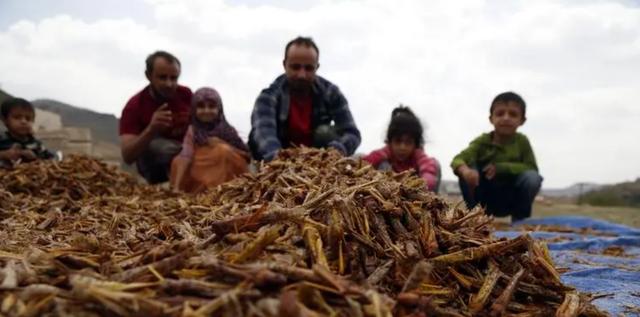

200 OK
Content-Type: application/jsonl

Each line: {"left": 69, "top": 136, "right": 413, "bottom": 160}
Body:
{"left": 1, "top": 0, "right": 639, "bottom": 188}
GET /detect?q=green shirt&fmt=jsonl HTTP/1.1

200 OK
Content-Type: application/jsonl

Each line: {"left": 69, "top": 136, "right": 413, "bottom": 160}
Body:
{"left": 451, "top": 132, "right": 538, "bottom": 178}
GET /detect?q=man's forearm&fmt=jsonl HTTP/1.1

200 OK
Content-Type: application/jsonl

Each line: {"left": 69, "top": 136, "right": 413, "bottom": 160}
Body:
{"left": 121, "top": 127, "right": 157, "bottom": 164}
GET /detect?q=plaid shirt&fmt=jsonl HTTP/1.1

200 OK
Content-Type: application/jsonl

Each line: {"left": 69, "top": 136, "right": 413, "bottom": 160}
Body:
{"left": 249, "top": 74, "right": 361, "bottom": 161}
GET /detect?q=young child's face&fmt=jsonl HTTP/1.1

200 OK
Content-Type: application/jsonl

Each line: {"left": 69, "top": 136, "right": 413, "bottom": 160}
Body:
{"left": 489, "top": 101, "right": 524, "bottom": 137}
{"left": 195, "top": 100, "right": 220, "bottom": 123}
{"left": 3, "top": 107, "right": 34, "bottom": 138}
{"left": 389, "top": 134, "right": 416, "bottom": 161}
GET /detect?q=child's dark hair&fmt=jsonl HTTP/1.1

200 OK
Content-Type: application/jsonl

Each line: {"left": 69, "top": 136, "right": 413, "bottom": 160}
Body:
{"left": 1, "top": 98, "right": 34, "bottom": 119}
{"left": 385, "top": 105, "right": 424, "bottom": 147}
{"left": 490, "top": 91, "right": 526, "bottom": 119}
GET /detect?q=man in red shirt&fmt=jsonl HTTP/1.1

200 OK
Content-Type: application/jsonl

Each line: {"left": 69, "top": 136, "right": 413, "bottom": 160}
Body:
{"left": 119, "top": 51, "right": 192, "bottom": 184}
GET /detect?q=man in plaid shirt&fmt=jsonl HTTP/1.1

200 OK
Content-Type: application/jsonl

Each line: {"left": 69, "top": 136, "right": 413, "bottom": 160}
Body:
{"left": 248, "top": 36, "right": 361, "bottom": 161}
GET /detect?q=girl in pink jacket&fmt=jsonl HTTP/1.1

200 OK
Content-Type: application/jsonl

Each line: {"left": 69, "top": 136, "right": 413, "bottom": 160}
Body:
{"left": 363, "top": 106, "right": 440, "bottom": 192}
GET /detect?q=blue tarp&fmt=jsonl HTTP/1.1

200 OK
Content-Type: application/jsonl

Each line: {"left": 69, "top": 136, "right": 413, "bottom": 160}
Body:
{"left": 495, "top": 216, "right": 640, "bottom": 315}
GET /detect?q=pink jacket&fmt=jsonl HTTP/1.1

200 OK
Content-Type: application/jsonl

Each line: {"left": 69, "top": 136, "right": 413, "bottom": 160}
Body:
{"left": 363, "top": 145, "right": 438, "bottom": 191}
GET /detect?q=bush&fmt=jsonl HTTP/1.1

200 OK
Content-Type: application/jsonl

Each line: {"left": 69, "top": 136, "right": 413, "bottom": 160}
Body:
{"left": 580, "top": 178, "right": 640, "bottom": 208}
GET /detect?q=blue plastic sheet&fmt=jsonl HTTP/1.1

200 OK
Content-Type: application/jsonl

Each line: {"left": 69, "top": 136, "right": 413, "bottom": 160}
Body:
{"left": 495, "top": 216, "right": 640, "bottom": 315}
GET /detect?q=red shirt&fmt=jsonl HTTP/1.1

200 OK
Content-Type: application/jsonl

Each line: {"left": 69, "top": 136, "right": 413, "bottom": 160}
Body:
{"left": 119, "top": 85, "right": 192, "bottom": 141}
{"left": 288, "top": 93, "right": 313, "bottom": 147}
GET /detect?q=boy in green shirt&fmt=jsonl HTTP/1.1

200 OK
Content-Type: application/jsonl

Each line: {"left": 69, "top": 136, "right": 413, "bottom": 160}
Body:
{"left": 451, "top": 92, "right": 542, "bottom": 221}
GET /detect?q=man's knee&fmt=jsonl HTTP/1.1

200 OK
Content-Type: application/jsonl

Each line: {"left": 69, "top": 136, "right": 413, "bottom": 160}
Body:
{"left": 147, "top": 138, "right": 181, "bottom": 164}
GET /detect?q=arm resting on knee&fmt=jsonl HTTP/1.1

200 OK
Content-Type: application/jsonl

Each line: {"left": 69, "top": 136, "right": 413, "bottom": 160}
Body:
{"left": 120, "top": 128, "right": 157, "bottom": 164}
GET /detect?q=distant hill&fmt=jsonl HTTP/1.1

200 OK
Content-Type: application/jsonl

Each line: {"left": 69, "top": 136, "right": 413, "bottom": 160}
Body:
{"left": 440, "top": 178, "right": 605, "bottom": 199}
{"left": 31, "top": 99, "right": 120, "bottom": 145}
{"left": 542, "top": 183, "right": 604, "bottom": 198}
{"left": 0, "top": 89, "right": 120, "bottom": 145}
{"left": 580, "top": 178, "right": 640, "bottom": 207}
{"left": 0, "top": 88, "right": 12, "bottom": 103}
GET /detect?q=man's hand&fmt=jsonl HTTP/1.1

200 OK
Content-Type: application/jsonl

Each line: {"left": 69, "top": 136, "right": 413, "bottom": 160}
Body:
{"left": 148, "top": 103, "right": 173, "bottom": 134}
{"left": 20, "top": 149, "right": 37, "bottom": 161}
{"left": 483, "top": 164, "right": 496, "bottom": 180}
{"left": 328, "top": 141, "right": 347, "bottom": 155}
{"left": 120, "top": 103, "right": 173, "bottom": 164}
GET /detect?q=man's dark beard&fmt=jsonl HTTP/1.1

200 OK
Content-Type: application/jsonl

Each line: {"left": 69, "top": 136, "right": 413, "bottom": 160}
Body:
{"left": 289, "top": 79, "right": 312, "bottom": 93}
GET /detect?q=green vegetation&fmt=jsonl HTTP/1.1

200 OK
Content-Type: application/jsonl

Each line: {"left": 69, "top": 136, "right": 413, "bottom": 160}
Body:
{"left": 579, "top": 178, "right": 640, "bottom": 208}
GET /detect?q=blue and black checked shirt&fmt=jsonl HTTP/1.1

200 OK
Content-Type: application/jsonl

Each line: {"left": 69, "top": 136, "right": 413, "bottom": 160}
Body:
{"left": 248, "top": 74, "right": 361, "bottom": 161}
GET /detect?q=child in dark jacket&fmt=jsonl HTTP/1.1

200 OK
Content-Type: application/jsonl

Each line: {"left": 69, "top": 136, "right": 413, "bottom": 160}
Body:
{"left": 0, "top": 98, "right": 54, "bottom": 168}
{"left": 363, "top": 106, "right": 440, "bottom": 192}
{"left": 451, "top": 92, "right": 542, "bottom": 222}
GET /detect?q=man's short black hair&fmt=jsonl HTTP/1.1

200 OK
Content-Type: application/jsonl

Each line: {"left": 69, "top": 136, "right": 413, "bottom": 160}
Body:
{"left": 385, "top": 105, "right": 425, "bottom": 148}
{"left": 284, "top": 36, "right": 320, "bottom": 61}
{"left": 490, "top": 91, "right": 526, "bottom": 118}
{"left": 145, "top": 50, "right": 181, "bottom": 75}
{"left": 1, "top": 98, "right": 34, "bottom": 119}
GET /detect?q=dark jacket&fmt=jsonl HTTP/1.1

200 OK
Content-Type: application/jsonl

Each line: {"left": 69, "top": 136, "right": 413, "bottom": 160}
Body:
{"left": 0, "top": 131, "right": 54, "bottom": 167}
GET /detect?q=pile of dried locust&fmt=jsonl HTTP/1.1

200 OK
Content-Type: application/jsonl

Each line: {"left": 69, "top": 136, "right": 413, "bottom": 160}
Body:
{"left": 0, "top": 155, "right": 141, "bottom": 199}
{"left": 0, "top": 148, "right": 607, "bottom": 316}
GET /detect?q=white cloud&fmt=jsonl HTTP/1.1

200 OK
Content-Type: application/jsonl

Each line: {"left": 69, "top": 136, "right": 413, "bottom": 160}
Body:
{"left": 1, "top": 0, "right": 639, "bottom": 187}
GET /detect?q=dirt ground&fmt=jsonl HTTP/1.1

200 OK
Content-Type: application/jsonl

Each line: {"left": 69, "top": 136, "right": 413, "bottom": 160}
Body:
{"left": 531, "top": 202, "right": 640, "bottom": 228}
{"left": 445, "top": 195, "right": 640, "bottom": 228}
